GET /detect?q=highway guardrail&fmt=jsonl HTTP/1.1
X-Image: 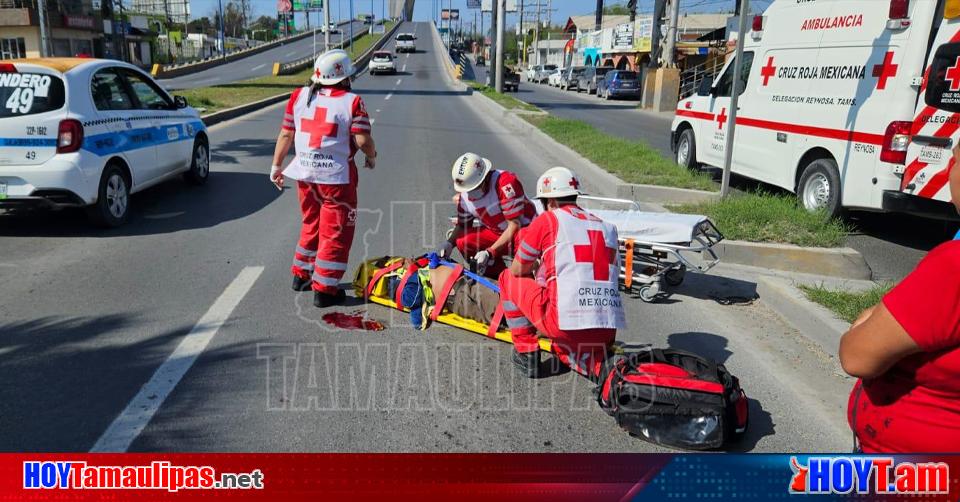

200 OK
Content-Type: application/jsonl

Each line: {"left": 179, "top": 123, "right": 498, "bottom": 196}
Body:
{"left": 273, "top": 21, "right": 401, "bottom": 77}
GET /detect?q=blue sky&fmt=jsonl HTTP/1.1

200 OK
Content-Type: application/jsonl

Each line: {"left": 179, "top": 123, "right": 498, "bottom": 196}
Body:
{"left": 185, "top": 0, "right": 773, "bottom": 28}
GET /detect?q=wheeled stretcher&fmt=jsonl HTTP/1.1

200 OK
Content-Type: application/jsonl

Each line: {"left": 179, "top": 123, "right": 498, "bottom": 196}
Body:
{"left": 580, "top": 196, "right": 724, "bottom": 303}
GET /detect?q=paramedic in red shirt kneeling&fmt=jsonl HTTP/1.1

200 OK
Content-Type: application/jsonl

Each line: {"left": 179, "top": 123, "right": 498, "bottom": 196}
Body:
{"left": 439, "top": 153, "right": 537, "bottom": 278}
{"left": 270, "top": 49, "right": 376, "bottom": 308}
{"left": 498, "top": 167, "right": 626, "bottom": 379}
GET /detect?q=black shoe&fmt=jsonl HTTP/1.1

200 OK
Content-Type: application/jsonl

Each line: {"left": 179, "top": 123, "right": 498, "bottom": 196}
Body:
{"left": 292, "top": 276, "right": 312, "bottom": 292}
{"left": 314, "top": 289, "right": 346, "bottom": 308}
{"left": 512, "top": 350, "right": 541, "bottom": 378}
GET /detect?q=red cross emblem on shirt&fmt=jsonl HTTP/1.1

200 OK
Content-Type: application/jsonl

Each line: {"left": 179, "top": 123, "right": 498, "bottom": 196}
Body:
{"left": 300, "top": 106, "right": 339, "bottom": 149}
{"left": 945, "top": 57, "right": 960, "bottom": 92}
{"left": 716, "top": 107, "right": 728, "bottom": 130}
{"left": 872, "top": 51, "right": 899, "bottom": 90}
{"left": 760, "top": 56, "right": 777, "bottom": 86}
{"left": 573, "top": 229, "right": 617, "bottom": 281}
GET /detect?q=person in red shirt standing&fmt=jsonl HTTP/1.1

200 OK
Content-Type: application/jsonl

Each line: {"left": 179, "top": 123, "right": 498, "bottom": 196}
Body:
{"left": 840, "top": 143, "right": 960, "bottom": 452}
{"left": 498, "top": 167, "right": 626, "bottom": 379}
{"left": 270, "top": 49, "right": 377, "bottom": 308}
{"left": 438, "top": 153, "right": 536, "bottom": 278}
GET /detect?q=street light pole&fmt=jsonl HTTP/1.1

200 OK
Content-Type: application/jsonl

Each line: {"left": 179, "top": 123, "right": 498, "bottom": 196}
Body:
{"left": 494, "top": 0, "right": 504, "bottom": 92}
{"left": 324, "top": 0, "right": 332, "bottom": 50}
{"left": 720, "top": 0, "right": 749, "bottom": 198}
{"left": 217, "top": 0, "right": 225, "bottom": 58}
{"left": 36, "top": 0, "right": 50, "bottom": 56}
{"left": 349, "top": 0, "right": 354, "bottom": 53}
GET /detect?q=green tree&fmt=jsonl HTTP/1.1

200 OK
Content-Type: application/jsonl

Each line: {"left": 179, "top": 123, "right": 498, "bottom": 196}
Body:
{"left": 603, "top": 3, "right": 630, "bottom": 15}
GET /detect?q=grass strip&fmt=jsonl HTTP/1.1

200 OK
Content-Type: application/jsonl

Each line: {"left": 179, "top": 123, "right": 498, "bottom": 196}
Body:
{"left": 798, "top": 283, "right": 893, "bottom": 324}
{"left": 670, "top": 192, "right": 849, "bottom": 248}
{"left": 523, "top": 114, "right": 717, "bottom": 191}
{"left": 465, "top": 81, "right": 539, "bottom": 111}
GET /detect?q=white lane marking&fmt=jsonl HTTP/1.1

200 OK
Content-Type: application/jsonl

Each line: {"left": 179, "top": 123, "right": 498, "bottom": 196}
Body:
{"left": 375, "top": 109, "right": 381, "bottom": 113}
{"left": 285, "top": 50, "right": 297, "bottom": 57}
{"left": 250, "top": 63, "right": 266, "bottom": 72}
{"left": 385, "top": 92, "right": 393, "bottom": 100}
{"left": 402, "top": 64, "right": 407, "bottom": 72}
{"left": 395, "top": 78, "right": 402, "bottom": 86}
{"left": 89, "top": 266, "right": 264, "bottom": 452}
{"left": 370, "top": 118, "right": 375, "bottom": 124}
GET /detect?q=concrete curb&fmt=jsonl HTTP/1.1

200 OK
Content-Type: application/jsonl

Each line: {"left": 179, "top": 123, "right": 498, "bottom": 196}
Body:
{"left": 429, "top": 22, "right": 468, "bottom": 91}
{"left": 718, "top": 241, "right": 872, "bottom": 280}
{"left": 757, "top": 275, "right": 849, "bottom": 355}
{"left": 201, "top": 92, "right": 290, "bottom": 127}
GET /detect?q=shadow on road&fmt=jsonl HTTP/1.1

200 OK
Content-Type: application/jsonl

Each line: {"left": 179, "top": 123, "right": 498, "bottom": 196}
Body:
{"left": 0, "top": 171, "right": 281, "bottom": 238}
{"left": 359, "top": 89, "right": 469, "bottom": 97}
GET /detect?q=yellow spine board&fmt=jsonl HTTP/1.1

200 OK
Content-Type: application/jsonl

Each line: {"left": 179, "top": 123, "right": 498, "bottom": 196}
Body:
{"left": 365, "top": 296, "right": 553, "bottom": 352}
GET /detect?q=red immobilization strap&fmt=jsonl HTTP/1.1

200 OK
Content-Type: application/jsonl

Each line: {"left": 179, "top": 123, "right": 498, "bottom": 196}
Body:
{"left": 430, "top": 265, "right": 464, "bottom": 321}
{"left": 487, "top": 303, "right": 504, "bottom": 338}
{"left": 365, "top": 261, "right": 404, "bottom": 298}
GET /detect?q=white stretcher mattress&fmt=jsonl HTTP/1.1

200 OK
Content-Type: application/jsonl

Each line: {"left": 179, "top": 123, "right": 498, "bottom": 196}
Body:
{"left": 591, "top": 209, "right": 709, "bottom": 244}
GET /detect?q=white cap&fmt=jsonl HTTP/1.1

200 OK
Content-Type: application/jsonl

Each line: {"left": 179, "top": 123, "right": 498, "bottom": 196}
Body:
{"left": 451, "top": 152, "right": 493, "bottom": 193}
{"left": 312, "top": 49, "right": 355, "bottom": 85}
{"left": 535, "top": 166, "right": 582, "bottom": 199}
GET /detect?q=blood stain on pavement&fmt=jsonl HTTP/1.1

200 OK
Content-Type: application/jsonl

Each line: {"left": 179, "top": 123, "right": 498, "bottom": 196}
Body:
{"left": 322, "top": 311, "right": 386, "bottom": 331}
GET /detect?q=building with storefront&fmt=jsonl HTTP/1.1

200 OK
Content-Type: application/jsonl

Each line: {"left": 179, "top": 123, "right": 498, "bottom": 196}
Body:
{"left": 0, "top": 0, "right": 103, "bottom": 58}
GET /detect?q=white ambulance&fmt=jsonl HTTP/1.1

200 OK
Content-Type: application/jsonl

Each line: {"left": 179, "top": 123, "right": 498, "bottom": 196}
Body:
{"left": 671, "top": 0, "right": 960, "bottom": 219}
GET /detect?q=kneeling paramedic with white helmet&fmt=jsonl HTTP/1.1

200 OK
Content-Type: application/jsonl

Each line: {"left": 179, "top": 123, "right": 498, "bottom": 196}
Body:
{"left": 270, "top": 49, "right": 377, "bottom": 307}
{"left": 498, "top": 167, "right": 626, "bottom": 379}
{"left": 439, "top": 153, "right": 537, "bottom": 278}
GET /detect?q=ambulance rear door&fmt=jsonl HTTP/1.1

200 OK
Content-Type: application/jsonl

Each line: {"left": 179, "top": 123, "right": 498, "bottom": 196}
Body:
{"left": 903, "top": 6, "right": 960, "bottom": 207}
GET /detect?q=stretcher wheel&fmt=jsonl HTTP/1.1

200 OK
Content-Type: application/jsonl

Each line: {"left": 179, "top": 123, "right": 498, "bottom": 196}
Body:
{"left": 638, "top": 285, "right": 658, "bottom": 303}
{"left": 664, "top": 266, "right": 686, "bottom": 287}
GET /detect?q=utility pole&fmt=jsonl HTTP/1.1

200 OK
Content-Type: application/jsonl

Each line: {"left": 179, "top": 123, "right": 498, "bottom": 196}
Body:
{"left": 534, "top": 0, "right": 541, "bottom": 66}
{"left": 594, "top": 0, "right": 602, "bottom": 31}
{"left": 494, "top": 0, "right": 505, "bottom": 92}
{"left": 721, "top": 0, "right": 749, "bottom": 197}
{"left": 489, "top": 0, "right": 497, "bottom": 86}
{"left": 36, "top": 0, "right": 49, "bottom": 56}
{"left": 648, "top": 0, "right": 665, "bottom": 68}
{"left": 217, "top": 0, "right": 225, "bottom": 58}
{"left": 349, "top": 0, "right": 354, "bottom": 53}
{"left": 664, "top": 0, "right": 679, "bottom": 67}
{"left": 324, "top": 0, "right": 332, "bottom": 50}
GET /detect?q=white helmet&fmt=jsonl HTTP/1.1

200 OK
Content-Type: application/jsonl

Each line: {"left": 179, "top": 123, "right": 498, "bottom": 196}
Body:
{"left": 311, "top": 49, "right": 355, "bottom": 85}
{"left": 536, "top": 167, "right": 582, "bottom": 199}
{"left": 451, "top": 152, "right": 493, "bottom": 193}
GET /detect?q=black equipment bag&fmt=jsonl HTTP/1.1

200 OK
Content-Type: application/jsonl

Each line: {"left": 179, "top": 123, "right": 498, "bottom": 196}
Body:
{"left": 598, "top": 348, "right": 748, "bottom": 450}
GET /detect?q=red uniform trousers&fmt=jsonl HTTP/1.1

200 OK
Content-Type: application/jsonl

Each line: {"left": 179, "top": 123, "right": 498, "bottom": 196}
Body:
{"left": 291, "top": 175, "right": 357, "bottom": 295}
{"left": 498, "top": 269, "right": 616, "bottom": 379}
{"left": 455, "top": 226, "right": 521, "bottom": 278}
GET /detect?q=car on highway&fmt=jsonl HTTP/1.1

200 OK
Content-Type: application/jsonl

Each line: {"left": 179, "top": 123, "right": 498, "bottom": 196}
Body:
{"left": 597, "top": 70, "right": 641, "bottom": 100}
{"left": 577, "top": 66, "right": 613, "bottom": 94}
{"left": 525, "top": 65, "right": 542, "bottom": 82}
{"left": 321, "top": 22, "right": 339, "bottom": 33}
{"left": 547, "top": 67, "right": 566, "bottom": 87}
{"left": 560, "top": 66, "right": 586, "bottom": 91}
{"left": 368, "top": 51, "right": 396, "bottom": 75}
{"left": 362, "top": 14, "right": 374, "bottom": 24}
{"left": 395, "top": 33, "right": 417, "bottom": 53}
{"left": 503, "top": 67, "right": 520, "bottom": 92}
{"left": 531, "top": 64, "right": 557, "bottom": 84}
{"left": 0, "top": 58, "right": 209, "bottom": 227}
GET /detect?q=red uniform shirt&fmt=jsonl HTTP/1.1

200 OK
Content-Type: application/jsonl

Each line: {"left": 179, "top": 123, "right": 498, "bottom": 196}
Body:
{"left": 848, "top": 240, "right": 960, "bottom": 453}
{"left": 514, "top": 205, "right": 619, "bottom": 337}
{"left": 281, "top": 87, "right": 370, "bottom": 159}
{"left": 456, "top": 170, "right": 536, "bottom": 233}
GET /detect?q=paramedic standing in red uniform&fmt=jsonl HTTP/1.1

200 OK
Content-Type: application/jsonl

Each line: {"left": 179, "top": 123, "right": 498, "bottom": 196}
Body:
{"left": 838, "top": 143, "right": 960, "bottom": 453}
{"left": 439, "top": 153, "right": 537, "bottom": 278}
{"left": 270, "top": 49, "right": 376, "bottom": 308}
{"left": 498, "top": 167, "right": 626, "bottom": 378}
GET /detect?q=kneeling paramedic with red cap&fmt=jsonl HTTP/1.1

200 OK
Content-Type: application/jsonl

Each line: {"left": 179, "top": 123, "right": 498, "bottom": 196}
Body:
{"left": 498, "top": 167, "right": 626, "bottom": 379}
{"left": 270, "top": 49, "right": 377, "bottom": 307}
{"left": 439, "top": 153, "right": 537, "bottom": 278}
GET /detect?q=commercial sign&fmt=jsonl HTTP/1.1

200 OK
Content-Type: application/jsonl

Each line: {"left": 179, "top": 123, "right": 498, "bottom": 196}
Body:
{"left": 277, "top": 0, "right": 292, "bottom": 13}
{"left": 450, "top": 9, "right": 459, "bottom": 19}
{"left": 634, "top": 16, "right": 653, "bottom": 52}
{"left": 467, "top": 0, "right": 481, "bottom": 8}
{"left": 481, "top": 0, "right": 516, "bottom": 13}
{"left": 292, "top": 0, "right": 322, "bottom": 9}
{"left": 63, "top": 15, "right": 96, "bottom": 30}
{"left": 441, "top": 9, "right": 450, "bottom": 20}
{"left": 613, "top": 22, "right": 633, "bottom": 50}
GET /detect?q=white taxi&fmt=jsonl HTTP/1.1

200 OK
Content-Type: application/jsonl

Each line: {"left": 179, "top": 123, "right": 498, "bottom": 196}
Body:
{"left": 0, "top": 58, "right": 209, "bottom": 227}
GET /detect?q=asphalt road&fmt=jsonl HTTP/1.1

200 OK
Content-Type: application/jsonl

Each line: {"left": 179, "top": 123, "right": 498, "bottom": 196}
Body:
{"left": 472, "top": 63, "right": 957, "bottom": 281}
{"left": 159, "top": 20, "right": 370, "bottom": 91}
{"left": 0, "top": 22, "right": 854, "bottom": 453}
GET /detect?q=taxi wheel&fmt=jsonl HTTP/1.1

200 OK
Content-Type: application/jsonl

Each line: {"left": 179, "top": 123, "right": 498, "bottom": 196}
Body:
{"left": 185, "top": 138, "right": 210, "bottom": 185}
{"left": 798, "top": 158, "right": 841, "bottom": 218}
{"left": 87, "top": 163, "right": 130, "bottom": 227}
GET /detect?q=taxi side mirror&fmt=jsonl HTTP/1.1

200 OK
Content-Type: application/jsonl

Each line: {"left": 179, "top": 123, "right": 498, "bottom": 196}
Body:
{"left": 696, "top": 77, "right": 713, "bottom": 97}
{"left": 174, "top": 95, "right": 188, "bottom": 109}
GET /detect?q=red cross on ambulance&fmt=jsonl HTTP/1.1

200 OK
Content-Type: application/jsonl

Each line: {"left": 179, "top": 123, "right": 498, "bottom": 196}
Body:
{"left": 945, "top": 56, "right": 960, "bottom": 92}
{"left": 872, "top": 51, "right": 899, "bottom": 90}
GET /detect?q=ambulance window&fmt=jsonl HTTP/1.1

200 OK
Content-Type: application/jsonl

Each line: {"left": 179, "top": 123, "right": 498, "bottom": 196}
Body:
{"left": 120, "top": 69, "right": 173, "bottom": 110}
{"left": 91, "top": 69, "right": 135, "bottom": 111}
{"left": 714, "top": 52, "right": 754, "bottom": 97}
{"left": 0, "top": 72, "right": 65, "bottom": 118}
{"left": 924, "top": 43, "right": 960, "bottom": 113}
